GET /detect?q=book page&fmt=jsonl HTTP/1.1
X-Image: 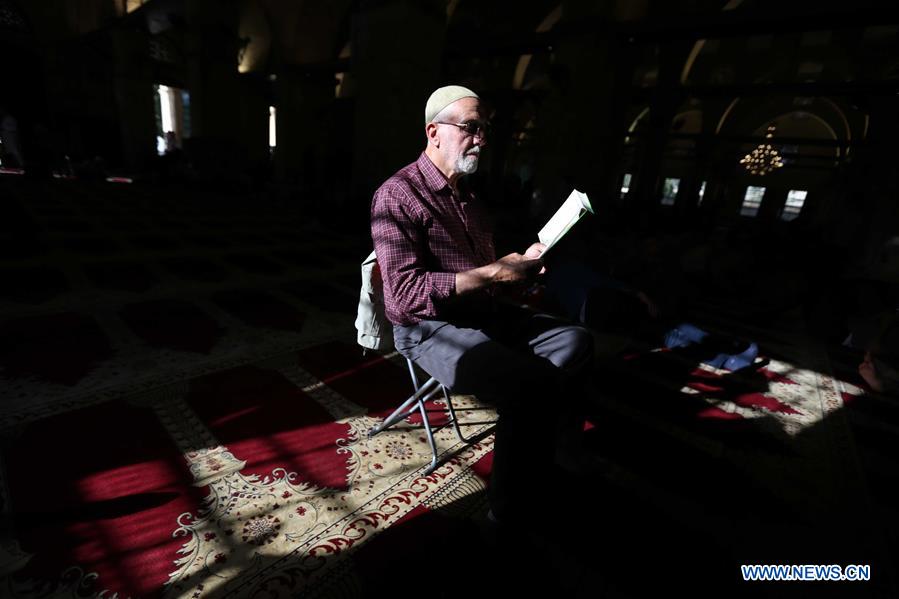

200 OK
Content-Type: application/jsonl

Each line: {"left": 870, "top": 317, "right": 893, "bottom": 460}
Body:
{"left": 537, "top": 189, "right": 593, "bottom": 254}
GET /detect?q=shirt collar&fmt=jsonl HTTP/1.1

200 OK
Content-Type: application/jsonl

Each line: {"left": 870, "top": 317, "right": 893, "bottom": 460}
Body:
{"left": 417, "top": 152, "right": 452, "bottom": 194}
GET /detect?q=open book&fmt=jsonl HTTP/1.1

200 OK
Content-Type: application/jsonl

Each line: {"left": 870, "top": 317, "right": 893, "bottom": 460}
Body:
{"left": 537, "top": 189, "right": 594, "bottom": 256}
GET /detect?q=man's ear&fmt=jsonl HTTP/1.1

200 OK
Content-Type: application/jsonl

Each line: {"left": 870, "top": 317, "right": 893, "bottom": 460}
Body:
{"left": 425, "top": 123, "right": 440, "bottom": 147}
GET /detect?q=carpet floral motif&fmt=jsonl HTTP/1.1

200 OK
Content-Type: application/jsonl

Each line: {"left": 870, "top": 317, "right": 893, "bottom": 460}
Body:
{"left": 678, "top": 358, "right": 843, "bottom": 436}
{"left": 164, "top": 396, "right": 494, "bottom": 598}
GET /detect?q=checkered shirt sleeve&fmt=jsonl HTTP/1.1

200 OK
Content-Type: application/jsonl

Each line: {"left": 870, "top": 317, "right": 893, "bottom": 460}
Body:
{"left": 371, "top": 180, "right": 457, "bottom": 325}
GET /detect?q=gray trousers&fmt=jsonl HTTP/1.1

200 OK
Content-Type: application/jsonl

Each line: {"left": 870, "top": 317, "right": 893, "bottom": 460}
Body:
{"left": 393, "top": 305, "right": 594, "bottom": 519}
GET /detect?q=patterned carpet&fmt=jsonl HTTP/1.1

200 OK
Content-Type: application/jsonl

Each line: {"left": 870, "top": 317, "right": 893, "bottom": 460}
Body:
{"left": 1, "top": 176, "right": 896, "bottom": 597}
{"left": 0, "top": 178, "right": 502, "bottom": 597}
{"left": 2, "top": 342, "right": 496, "bottom": 597}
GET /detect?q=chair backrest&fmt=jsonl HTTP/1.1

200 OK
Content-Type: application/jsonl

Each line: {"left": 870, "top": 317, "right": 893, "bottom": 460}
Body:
{"left": 355, "top": 250, "right": 394, "bottom": 352}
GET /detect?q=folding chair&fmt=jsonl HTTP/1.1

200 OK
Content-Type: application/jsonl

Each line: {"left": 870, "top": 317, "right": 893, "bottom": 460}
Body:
{"left": 367, "top": 357, "right": 477, "bottom": 474}
{"left": 355, "top": 250, "right": 477, "bottom": 474}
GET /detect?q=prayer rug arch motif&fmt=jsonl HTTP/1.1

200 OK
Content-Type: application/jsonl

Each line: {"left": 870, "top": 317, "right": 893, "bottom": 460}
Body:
{"left": 0, "top": 345, "right": 495, "bottom": 599}
{"left": 163, "top": 402, "right": 494, "bottom": 598}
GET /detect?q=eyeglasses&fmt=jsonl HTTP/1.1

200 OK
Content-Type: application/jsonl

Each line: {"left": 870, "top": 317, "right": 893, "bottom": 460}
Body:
{"left": 433, "top": 120, "right": 491, "bottom": 138}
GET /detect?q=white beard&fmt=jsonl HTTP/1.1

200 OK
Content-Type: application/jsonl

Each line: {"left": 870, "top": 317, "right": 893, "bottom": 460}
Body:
{"left": 455, "top": 151, "right": 479, "bottom": 174}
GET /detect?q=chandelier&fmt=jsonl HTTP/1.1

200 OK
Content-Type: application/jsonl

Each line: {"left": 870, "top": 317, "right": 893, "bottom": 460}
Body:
{"left": 740, "top": 124, "right": 785, "bottom": 176}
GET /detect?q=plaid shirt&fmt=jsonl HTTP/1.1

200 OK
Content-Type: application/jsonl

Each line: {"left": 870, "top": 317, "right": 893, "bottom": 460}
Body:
{"left": 371, "top": 152, "right": 495, "bottom": 325}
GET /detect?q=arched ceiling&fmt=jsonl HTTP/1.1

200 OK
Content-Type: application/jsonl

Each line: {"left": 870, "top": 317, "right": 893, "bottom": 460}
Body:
{"left": 18, "top": 0, "right": 899, "bottom": 134}
{"left": 271, "top": 0, "right": 350, "bottom": 64}
{"left": 237, "top": 0, "right": 354, "bottom": 72}
{"left": 238, "top": 1, "right": 271, "bottom": 73}
{"left": 683, "top": 4, "right": 899, "bottom": 87}
{"left": 718, "top": 95, "right": 863, "bottom": 144}
{"left": 13, "top": 0, "right": 114, "bottom": 41}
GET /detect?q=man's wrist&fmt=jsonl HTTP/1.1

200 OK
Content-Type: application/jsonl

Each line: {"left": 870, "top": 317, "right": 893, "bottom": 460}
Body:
{"left": 456, "top": 263, "right": 497, "bottom": 295}
{"left": 481, "top": 262, "right": 500, "bottom": 286}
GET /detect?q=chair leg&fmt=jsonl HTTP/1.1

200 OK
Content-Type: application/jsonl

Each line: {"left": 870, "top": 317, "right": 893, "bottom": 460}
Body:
{"left": 406, "top": 358, "right": 421, "bottom": 393}
{"left": 417, "top": 397, "right": 440, "bottom": 474}
{"left": 442, "top": 386, "right": 475, "bottom": 444}
{"left": 367, "top": 377, "right": 439, "bottom": 438}
{"left": 369, "top": 359, "right": 468, "bottom": 474}
{"left": 406, "top": 358, "right": 440, "bottom": 472}
{"left": 367, "top": 379, "right": 443, "bottom": 474}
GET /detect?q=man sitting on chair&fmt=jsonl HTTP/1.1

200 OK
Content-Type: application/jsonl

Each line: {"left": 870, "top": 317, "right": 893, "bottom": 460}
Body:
{"left": 370, "top": 85, "right": 594, "bottom": 523}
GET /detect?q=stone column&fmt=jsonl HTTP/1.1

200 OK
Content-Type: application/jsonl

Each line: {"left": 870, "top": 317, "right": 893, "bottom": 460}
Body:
{"left": 627, "top": 42, "right": 690, "bottom": 219}
{"left": 177, "top": 0, "right": 250, "bottom": 176}
{"left": 842, "top": 97, "right": 899, "bottom": 264}
{"left": 272, "top": 70, "right": 337, "bottom": 212}
{"left": 238, "top": 73, "right": 271, "bottom": 179}
{"left": 110, "top": 27, "right": 157, "bottom": 171}
{"left": 183, "top": 28, "right": 244, "bottom": 142}
{"left": 532, "top": 7, "right": 617, "bottom": 206}
{"left": 349, "top": 0, "right": 446, "bottom": 225}
{"left": 677, "top": 97, "right": 731, "bottom": 219}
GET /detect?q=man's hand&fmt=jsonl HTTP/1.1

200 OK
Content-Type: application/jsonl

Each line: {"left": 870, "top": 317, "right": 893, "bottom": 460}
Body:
{"left": 523, "top": 242, "right": 547, "bottom": 274}
{"left": 492, "top": 252, "right": 544, "bottom": 285}
{"left": 523, "top": 242, "right": 547, "bottom": 259}
{"left": 455, "top": 252, "right": 543, "bottom": 294}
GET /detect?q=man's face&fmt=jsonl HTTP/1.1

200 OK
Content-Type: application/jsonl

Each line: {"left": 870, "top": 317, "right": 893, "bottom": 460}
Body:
{"left": 437, "top": 97, "right": 487, "bottom": 175}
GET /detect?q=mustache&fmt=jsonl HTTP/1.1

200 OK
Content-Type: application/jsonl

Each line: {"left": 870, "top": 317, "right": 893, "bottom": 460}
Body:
{"left": 465, "top": 147, "right": 481, "bottom": 156}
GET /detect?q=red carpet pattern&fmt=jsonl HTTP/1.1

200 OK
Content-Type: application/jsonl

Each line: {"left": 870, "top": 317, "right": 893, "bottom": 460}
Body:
{"left": 0, "top": 179, "right": 502, "bottom": 596}
{"left": 1, "top": 342, "right": 495, "bottom": 598}
{"left": 606, "top": 340, "right": 867, "bottom": 515}
{"left": 2, "top": 334, "right": 868, "bottom": 598}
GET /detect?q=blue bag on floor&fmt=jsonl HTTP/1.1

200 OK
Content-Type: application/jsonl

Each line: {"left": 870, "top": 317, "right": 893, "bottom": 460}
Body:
{"left": 663, "top": 323, "right": 708, "bottom": 348}
{"left": 663, "top": 323, "right": 759, "bottom": 371}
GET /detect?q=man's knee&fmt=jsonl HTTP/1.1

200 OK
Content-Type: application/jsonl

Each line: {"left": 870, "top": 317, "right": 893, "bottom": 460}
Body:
{"left": 552, "top": 324, "right": 594, "bottom": 372}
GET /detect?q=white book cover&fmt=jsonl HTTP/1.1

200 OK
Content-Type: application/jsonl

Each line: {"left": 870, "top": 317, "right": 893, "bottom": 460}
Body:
{"left": 537, "top": 189, "right": 594, "bottom": 255}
